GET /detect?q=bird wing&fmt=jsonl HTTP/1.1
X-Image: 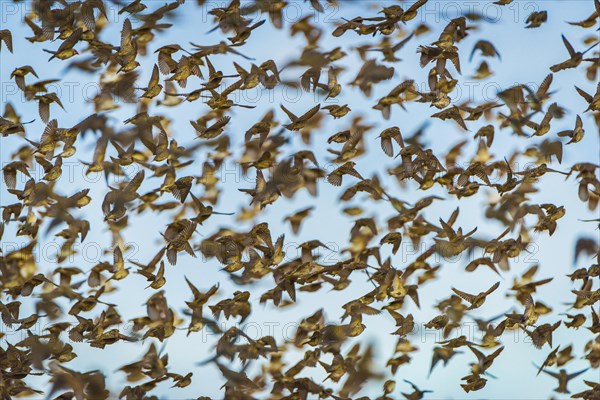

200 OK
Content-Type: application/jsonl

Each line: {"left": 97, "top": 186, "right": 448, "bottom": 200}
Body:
{"left": 484, "top": 281, "right": 501, "bottom": 296}
{"left": 298, "top": 104, "right": 321, "bottom": 122}
{"left": 561, "top": 35, "right": 576, "bottom": 58}
{"left": 452, "top": 288, "right": 476, "bottom": 304}
{"left": 280, "top": 104, "right": 298, "bottom": 122}
{"left": 124, "top": 170, "right": 145, "bottom": 193}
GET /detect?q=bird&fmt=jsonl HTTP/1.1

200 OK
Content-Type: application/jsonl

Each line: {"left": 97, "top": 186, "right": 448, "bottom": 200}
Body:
{"left": 575, "top": 83, "right": 600, "bottom": 112}
{"left": 469, "top": 40, "right": 501, "bottom": 61}
{"left": 557, "top": 115, "right": 585, "bottom": 144}
{"left": 136, "top": 64, "right": 163, "bottom": 99}
{"left": 525, "top": 10, "right": 548, "bottom": 28}
{"left": 2, "top": 161, "right": 31, "bottom": 189}
{"left": 367, "top": 33, "right": 414, "bottom": 63}
{"left": 323, "top": 104, "right": 351, "bottom": 119}
{"left": 534, "top": 366, "right": 590, "bottom": 394}
{"left": 43, "top": 28, "right": 82, "bottom": 61}
{"left": 0, "top": 29, "right": 12, "bottom": 52}
{"left": 10, "top": 66, "right": 38, "bottom": 91}
{"left": 119, "top": 0, "right": 147, "bottom": 15}
{"left": 505, "top": 295, "right": 540, "bottom": 327}
{"left": 34, "top": 93, "right": 65, "bottom": 123}
{"left": 327, "top": 161, "right": 364, "bottom": 186}
{"left": 550, "top": 35, "right": 599, "bottom": 72}
{"left": 452, "top": 282, "right": 501, "bottom": 310}
{"left": 378, "top": 127, "right": 405, "bottom": 157}
{"left": 283, "top": 207, "right": 314, "bottom": 234}
{"left": 401, "top": 379, "right": 433, "bottom": 400}
{"left": 280, "top": 104, "right": 321, "bottom": 131}
{"left": 191, "top": 116, "right": 231, "bottom": 139}
{"left": 102, "top": 170, "right": 145, "bottom": 222}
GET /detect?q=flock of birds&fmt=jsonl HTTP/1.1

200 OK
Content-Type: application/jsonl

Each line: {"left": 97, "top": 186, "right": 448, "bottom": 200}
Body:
{"left": 0, "top": 0, "right": 599, "bottom": 398}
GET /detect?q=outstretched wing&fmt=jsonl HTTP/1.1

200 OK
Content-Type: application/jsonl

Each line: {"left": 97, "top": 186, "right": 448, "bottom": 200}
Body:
{"left": 452, "top": 288, "right": 476, "bottom": 304}
{"left": 298, "top": 104, "right": 321, "bottom": 122}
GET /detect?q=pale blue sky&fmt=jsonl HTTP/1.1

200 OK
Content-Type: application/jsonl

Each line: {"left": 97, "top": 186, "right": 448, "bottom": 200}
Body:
{"left": 1, "top": 0, "right": 599, "bottom": 398}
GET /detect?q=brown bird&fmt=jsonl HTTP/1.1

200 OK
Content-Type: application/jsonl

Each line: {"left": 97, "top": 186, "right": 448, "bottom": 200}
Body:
{"left": 557, "top": 115, "right": 585, "bottom": 144}
{"left": 280, "top": 104, "right": 321, "bottom": 131}
{"left": 575, "top": 83, "right": 600, "bottom": 112}
{"left": 525, "top": 10, "right": 547, "bottom": 28}
{"left": 10, "top": 66, "right": 38, "bottom": 91}
{"left": 535, "top": 366, "right": 589, "bottom": 394}
{"left": 367, "top": 33, "right": 414, "bottom": 62}
{"left": 102, "top": 170, "right": 145, "bottom": 222}
{"left": 323, "top": 104, "right": 351, "bottom": 119}
{"left": 191, "top": 116, "right": 231, "bottom": 139}
{"left": 163, "top": 219, "right": 197, "bottom": 265}
{"left": 378, "top": 126, "right": 405, "bottom": 157}
{"left": 505, "top": 295, "right": 540, "bottom": 326}
{"left": 452, "top": 282, "right": 501, "bottom": 310}
{"left": 550, "top": 35, "right": 599, "bottom": 72}
{"left": 2, "top": 161, "right": 31, "bottom": 189}
{"left": 119, "top": 0, "right": 147, "bottom": 15}
{"left": 327, "top": 161, "right": 364, "bottom": 186}
{"left": 136, "top": 65, "right": 163, "bottom": 99}
{"left": 469, "top": 40, "right": 501, "bottom": 61}
{"left": 34, "top": 93, "right": 65, "bottom": 123}
{"left": 0, "top": 29, "right": 13, "bottom": 52}
{"left": 401, "top": 379, "right": 433, "bottom": 400}
{"left": 283, "top": 207, "right": 314, "bottom": 234}
{"left": 43, "top": 28, "right": 82, "bottom": 61}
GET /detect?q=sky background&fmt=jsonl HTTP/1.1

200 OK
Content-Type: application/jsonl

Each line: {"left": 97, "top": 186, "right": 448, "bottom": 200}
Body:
{"left": 1, "top": 0, "right": 599, "bottom": 398}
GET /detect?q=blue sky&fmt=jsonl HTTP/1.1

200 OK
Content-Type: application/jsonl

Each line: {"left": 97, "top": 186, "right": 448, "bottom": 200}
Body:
{"left": 1, "top": 0, "right": 599, "bottom": 398}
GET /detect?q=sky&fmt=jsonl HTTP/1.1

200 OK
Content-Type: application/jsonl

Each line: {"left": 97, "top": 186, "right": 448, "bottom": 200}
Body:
{"left": 0, "top": 0, "right": 599, "bottom": 398}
